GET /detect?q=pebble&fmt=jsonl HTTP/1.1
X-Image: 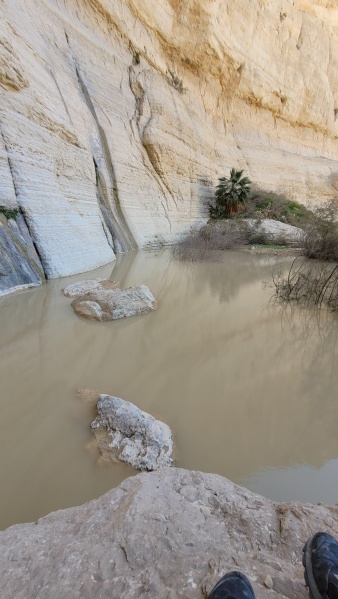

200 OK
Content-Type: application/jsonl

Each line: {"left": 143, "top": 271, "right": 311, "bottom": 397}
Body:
{"left": 264, "top": 575, "right": 273, "bottom": 589}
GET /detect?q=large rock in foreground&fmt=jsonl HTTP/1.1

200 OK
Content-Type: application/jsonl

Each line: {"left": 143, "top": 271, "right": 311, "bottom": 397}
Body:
{"left": 70, "top": 283, "right": 157, "bottom": 321}
{"left": 1, "top": 468, "right": 338, "bottom": 598}
{"left": 91, "top": 394, "right": 173, "bottom": 470}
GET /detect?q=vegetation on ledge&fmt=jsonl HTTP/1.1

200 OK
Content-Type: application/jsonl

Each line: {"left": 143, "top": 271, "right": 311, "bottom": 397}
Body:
{"left": 174, "top": 169, "right": 338, "bottom": 272}
{"left": 208, "top": 169, "right": 314, "bottom": 229}
{"left": 209, "top": 169, "right": 251, "bottom": 218}
{"left": 0, "top": 206, "right": 20, "bottom": 221}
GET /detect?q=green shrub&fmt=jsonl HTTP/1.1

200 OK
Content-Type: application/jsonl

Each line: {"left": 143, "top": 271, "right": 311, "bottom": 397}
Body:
{"left": 209, "top": 176, "right": 313, "bottom": 226}
{"left": 0, "top": 206, "right": 19, "bottom": 220}
{"left": 280, "top": 200, "right": 314, "bottom": 225}
{"left": 245, "top": 190, "right": 314, "bottom": 227}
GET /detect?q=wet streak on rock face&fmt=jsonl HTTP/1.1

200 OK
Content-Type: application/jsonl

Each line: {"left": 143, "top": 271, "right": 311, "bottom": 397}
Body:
{"left": 0, "top": 215, "right": 43, "bottom": 296}
{"left": 0, "top": 127, "right": 44, "bottom": 295}
{"left": 75, "top": 67, "right": 136, "bottom": 254}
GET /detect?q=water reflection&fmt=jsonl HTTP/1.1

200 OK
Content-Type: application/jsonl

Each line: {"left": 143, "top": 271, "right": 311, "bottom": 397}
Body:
{"left": 1, "top": 250, "right": 338, "bottom": 529}
{"left": 241, "top": 459, "right": 338, "bottom": 505}
{"left": 177, "top": 251, "right": 272, "bottom": 304}
{"left": 240, "top": 302, "right": 338, "bottom": 503}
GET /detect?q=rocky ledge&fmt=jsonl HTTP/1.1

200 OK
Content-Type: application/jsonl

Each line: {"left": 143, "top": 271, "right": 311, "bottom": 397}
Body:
{"left": 1, "top": 468, "right": 338, "bottom": 598}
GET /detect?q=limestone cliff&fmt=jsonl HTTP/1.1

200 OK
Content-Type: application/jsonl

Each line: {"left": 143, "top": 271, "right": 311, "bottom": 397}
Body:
{"left": 1, "top": 0, "right": 338, "bottom": 290}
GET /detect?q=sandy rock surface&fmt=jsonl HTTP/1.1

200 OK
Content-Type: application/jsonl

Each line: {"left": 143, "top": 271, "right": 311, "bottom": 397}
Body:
{"left": 91, "top": 394, "right": 173, "bottom": 470}
{"left": 63, "top": 278, "right": 119, "bottom": 298}
{"left": 71, "top": 283, "right": 157, "bottom": 321}
{"left": 1, "top": 468, "right": 338, "bottom": 598}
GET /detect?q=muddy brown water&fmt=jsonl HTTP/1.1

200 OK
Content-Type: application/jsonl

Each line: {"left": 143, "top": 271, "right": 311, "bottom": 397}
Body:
{"left": 1, "top": 249, "right": 338, "bottom": 530}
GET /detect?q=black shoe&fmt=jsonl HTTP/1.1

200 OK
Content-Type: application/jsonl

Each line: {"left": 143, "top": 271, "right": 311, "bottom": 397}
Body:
{"left": 303, "top": 532, "right": 338, "bottom": 599}
{"left": 209, "top": 571, "right": 256, "bottom": 599}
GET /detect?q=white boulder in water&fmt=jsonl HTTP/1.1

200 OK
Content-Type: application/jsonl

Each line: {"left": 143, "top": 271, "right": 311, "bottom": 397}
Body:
{"left": 62, "top": 278, "right": 119, "bottom": 297}
{"left": 91, "top": 394, "right": 173, "bottom": 471}
{"left": 63, "top": 279, "right": 157, "bottom": 321}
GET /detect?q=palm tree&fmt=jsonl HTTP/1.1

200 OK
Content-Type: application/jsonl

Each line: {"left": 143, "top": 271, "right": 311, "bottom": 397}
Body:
{"left": 210, "top": 169, "right": 252, "bottom": 218}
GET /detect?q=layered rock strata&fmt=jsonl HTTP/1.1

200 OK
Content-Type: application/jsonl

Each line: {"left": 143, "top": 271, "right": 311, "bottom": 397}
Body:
{"left": 1, "top": 0, "right": 338, "bottom": 292}
{"left": 1, "top": 468, "right": 338, "bottom": 598}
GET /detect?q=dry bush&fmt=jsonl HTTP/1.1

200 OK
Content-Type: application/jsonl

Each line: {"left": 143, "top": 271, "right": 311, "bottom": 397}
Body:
{"left": 173, "top": 219, "right": 292, "bottom": 262}
{"left": 245, "top": 222, "right": 289, "bottom": 246}
{"left": 271, "top": 257, "right": 338, "bottom": 310}
{"left": 172, "top": 225, "right": 249, "bottom": 262}
{"left": 302, "top": 199, "right": 338, "bottom": 261}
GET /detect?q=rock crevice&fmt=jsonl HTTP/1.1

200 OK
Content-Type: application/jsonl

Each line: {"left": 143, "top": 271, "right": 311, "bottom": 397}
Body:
{"left": 75, "top": 64, "right": 136, "bottom": 253}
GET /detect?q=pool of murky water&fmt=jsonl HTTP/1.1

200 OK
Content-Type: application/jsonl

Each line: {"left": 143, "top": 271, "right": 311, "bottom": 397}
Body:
{"left": 1, "top": 249, "right": 338, "bottom": 530}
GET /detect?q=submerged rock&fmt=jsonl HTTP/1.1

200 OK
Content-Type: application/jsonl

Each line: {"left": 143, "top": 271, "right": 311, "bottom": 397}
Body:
{"left": 1, "top": 468, "right": 337, "bottom": 598}
{"left": 91, "top": 394, "right": 173, "bottom": 470}
{"left": 70, "top": 283, "right": 157, "bottom": 321}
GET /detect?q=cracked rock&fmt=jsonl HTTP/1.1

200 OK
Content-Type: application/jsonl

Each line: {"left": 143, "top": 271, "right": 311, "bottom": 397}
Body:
{"left": 91, "top": 394, "right": 173, "bottom": 470}
{"left": 1, "top": 468, "right": 337, "bottom": 598}
{"left": 68, "top": 282, "right": 157, "bottom": 321}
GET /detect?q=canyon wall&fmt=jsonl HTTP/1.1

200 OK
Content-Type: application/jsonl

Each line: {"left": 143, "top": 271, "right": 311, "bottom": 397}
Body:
{"left": 1, "top": 0, "right": 338, "bottom": 290}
